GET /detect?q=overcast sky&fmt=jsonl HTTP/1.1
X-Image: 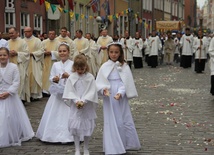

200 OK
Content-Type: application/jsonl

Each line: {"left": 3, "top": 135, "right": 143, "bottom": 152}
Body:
{"left": 197, "top": 0, "right": 206, "bottom": 8}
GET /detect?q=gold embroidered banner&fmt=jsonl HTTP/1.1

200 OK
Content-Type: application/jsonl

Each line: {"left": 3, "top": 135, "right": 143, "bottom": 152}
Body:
{"left": 156, "top": 21, "right": 181, "bottom": 31}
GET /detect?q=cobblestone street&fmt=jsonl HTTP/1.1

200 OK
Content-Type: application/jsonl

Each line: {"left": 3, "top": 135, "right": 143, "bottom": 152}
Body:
{"left": 1, "top": 63, "right": 214, "bottom": 155}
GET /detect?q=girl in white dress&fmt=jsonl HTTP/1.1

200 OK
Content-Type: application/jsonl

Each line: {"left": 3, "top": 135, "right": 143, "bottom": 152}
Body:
{"left": 36, "top": 43, "right": 74, "bottom": 143}
{"left": 0, "top": 47, "right": 34, "bottom": 148}
{"left": 63, "top": 54, "right": 98, "bottom": 155}
{"left": 96, "top": 43, "right": 141, "bottom": 155}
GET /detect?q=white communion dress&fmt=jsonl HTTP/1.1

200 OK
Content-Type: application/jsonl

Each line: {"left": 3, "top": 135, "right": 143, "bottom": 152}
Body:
{"left": 0, "top": 63, "right": 34, "bottom": 148}
{"left": 96, "top": 60, "right": 141, "bottom": 155}
{"left": 36, "top": 60, "right": 74, "bottom": 143}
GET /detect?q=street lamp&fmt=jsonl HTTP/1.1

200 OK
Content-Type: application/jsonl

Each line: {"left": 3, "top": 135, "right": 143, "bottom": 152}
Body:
{"left": 96, "top": 16, "right": 107, "bottom": 30}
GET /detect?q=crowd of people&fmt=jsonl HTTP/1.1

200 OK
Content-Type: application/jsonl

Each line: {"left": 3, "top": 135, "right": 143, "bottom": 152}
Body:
{"left": 0, "top": 26, "right": 142, "bottom": 155}
{"left": 1, "top": 25, "right": 214, "bottom": 154}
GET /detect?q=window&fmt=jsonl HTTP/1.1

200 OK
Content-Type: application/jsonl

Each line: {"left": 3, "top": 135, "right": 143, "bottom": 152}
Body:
{"left": 20, "top": 13, "right": 29, "bottom": 37}
{"left": 5, "top": 12, "right": 15, "bottom": 32}
{"left": 34, "top": 14, "right": 42, "bottom": 35}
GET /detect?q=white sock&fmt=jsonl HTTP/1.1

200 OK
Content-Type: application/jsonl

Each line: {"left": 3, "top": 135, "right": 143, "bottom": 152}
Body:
{"left": 84, "top": 136, "right": 90, "bottom": 151}
{"left": 74, "top": 136, "right": 80, "bottom": 152}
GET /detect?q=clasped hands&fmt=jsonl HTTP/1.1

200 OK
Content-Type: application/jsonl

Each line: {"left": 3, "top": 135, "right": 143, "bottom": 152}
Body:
{"left": 0, "top": 92, "right": 10, "bottom": 99}
{"left": 52, "top": 72, "right": 69, "bottom": 83}
{"left": 76, "top": 101, "right": 84, "bottom": 109}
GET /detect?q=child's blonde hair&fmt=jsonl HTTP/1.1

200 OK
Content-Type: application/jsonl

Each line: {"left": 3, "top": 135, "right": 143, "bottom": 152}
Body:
{"left": 72, "top": 54, "right": 89, "bottom": 73}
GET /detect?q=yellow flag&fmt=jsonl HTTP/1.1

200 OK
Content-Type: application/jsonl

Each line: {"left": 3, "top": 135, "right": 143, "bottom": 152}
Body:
{"left": 109, "top": 15, "right": 113, "bottom": 22}
{"left": 81, "top": 14, "right": 85, "bottom": 19}
{"left": 58, "top": 7, "right": 63, "bottom": 12}
{"left": 45, "top": 1, "right": 50, "bottom": 11}
{"left": 70, "top": 11, "right": 74, "bottom": 19}
{"left": 34, "top": 0, "right": 37, "bottom": 3}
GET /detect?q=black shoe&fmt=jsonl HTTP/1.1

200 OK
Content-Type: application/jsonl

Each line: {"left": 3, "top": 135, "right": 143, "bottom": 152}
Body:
{"left": 30, "top": 97, "right": 40, "bottom": 102}
{"left": 22, "top": 100, "right": 26, "bottom": 106}
{"left": 42, "top": 92, "right": 50, "bottom": 97}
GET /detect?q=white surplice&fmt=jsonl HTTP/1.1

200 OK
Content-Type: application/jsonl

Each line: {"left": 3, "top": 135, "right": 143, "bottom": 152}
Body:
{"left": 120, "top": 37, "right": 134, "bottom": 61}
{"left": 149, "top": 36, "right": 162, "bottom": 56}
{"left": 180, "top": 34, "right": 194, "bottom": 56}
{"left": 36, "top": 59, "right": 74, "bottom": 143}
{"left": 96, "top": 60, "right": 141, "bottom": 155}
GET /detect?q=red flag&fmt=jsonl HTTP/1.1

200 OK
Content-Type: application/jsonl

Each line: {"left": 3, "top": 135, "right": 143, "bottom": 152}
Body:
{"left": 89, "top": 0, "right": 99, "bottom": 13}
{"left": 67, "top": 0, "right": 74, "bottom": 11}
{"left": 57, "top": 0, "right": 64, "bottom": 8}
{"left": 40, "top": 0, "right": 45, "bottom": 5}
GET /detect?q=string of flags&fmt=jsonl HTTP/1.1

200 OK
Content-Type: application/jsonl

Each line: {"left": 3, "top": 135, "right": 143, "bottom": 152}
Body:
{"left": 34, "top": 0, "right": 152, "bottom": 30}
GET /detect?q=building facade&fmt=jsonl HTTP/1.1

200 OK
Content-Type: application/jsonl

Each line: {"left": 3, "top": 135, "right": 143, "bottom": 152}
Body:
{"left": 0, "top": 0, "right": 189, "bottom": 39}
{"left": 184, "top": 0, "right": 197, "bottom": 28}
{"left": 0, "top": 0, "right": 46, "bottom": 38}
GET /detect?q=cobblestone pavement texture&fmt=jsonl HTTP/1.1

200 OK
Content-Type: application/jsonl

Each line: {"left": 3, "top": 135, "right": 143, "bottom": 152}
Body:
{"left": 1, "top": 63, "right": 214, "bottom": 155}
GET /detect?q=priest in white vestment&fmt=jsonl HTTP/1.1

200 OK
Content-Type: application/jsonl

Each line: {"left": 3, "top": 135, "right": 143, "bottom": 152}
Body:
{"left": 24, "top": 27, "right": 44, "bottom": 101}
{"left": 85, "top": 33, "right": 99, "bottom": 77}
{"left": 56, "top": 27, "right": 75, "bottom": 60}
{"left": 96, "top": 29, "right": 113, "bottom": 67}
{"left": 8, "top": 27, "right": 30, "bottom": 102}
{"left": 41, "top": 30, "right": 60, "bottom": 95}
{"left": 120, "top": 30, "right": 134, "bottom": 69}
{"left": 73, "top": 30, "right": 90, "bottom": 58}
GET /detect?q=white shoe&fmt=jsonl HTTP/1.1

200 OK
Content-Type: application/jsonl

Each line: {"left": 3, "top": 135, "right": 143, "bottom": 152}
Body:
{"left": 83, "top": 150, "right": 90, "bottom": 155}
{"left": 75, "top": 151, "right": 81, "bottom": 155}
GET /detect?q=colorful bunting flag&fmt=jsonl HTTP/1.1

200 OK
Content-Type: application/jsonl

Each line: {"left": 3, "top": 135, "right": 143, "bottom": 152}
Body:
{"left": 45, "top": 1, "right": 50, "bottom": 11}
{"left": 75, "top": 13, "right": 79, "bottom": 21}
{"left": 50, "top": 4, "right": 57, "bottom": 13}
{"left": 81, "top": 14, "right": 85, "bottom": 19}
{"left": 69, "top": 11, "right": 74, "bottom": 18}
{"left": 63, "top": 9, "right": 69, "bottom": 13}
{"left": 58, "top": 7, "right": 63, "bottom": 12}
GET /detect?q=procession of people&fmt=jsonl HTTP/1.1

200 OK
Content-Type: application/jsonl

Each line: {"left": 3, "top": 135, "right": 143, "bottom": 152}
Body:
{"left": 1, "top": 25, "right": 214, "bottom": 155}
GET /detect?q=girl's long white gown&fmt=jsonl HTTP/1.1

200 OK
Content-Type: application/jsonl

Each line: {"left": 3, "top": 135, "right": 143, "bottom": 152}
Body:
{"left": 0, "top": 66, "right": 34, "bottom": 148}
{"left": 103, "top": 68, "right": 141, "bottom": 155}
{"left": 36, "top": 60, "right": 74, "bottom": 143}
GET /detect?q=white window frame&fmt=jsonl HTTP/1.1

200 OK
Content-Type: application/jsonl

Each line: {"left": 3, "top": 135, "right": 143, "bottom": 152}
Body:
{"left": 34, "top": 14, "right": 42, "bottom": 34}
{"left": 5, "top": 12, "right": 16, "bottom": 32}
{"left": 20, "top": 13, "right": 30, "bottom": 37}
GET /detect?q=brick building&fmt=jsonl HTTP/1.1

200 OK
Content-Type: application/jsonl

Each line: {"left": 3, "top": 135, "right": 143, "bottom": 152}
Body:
{"left": 0, "top": 0, "right": 46, "bottom": 38}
